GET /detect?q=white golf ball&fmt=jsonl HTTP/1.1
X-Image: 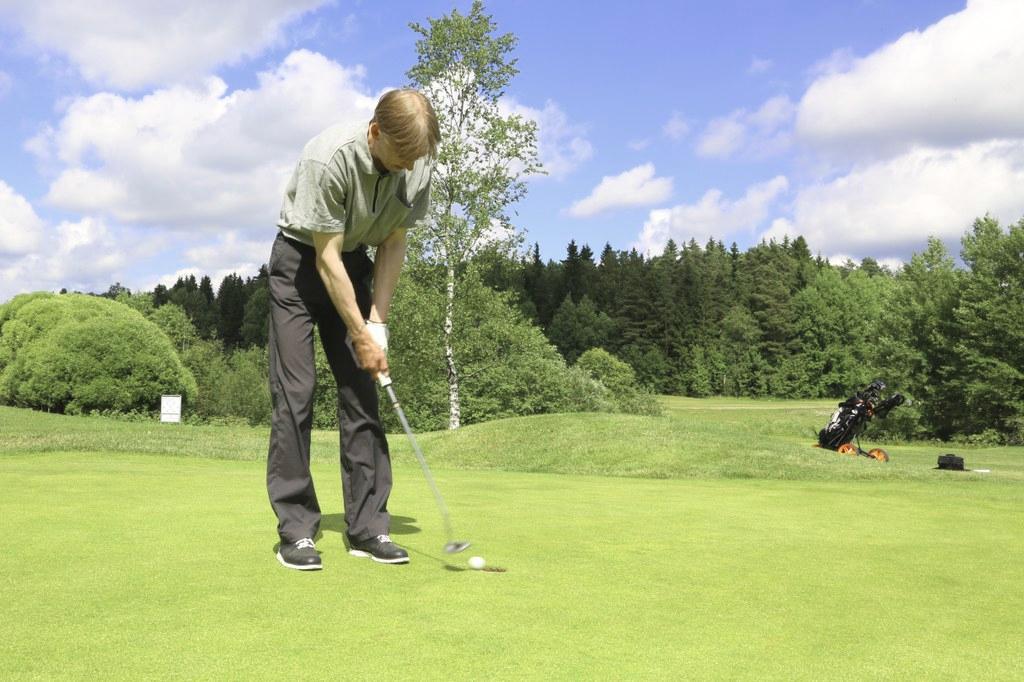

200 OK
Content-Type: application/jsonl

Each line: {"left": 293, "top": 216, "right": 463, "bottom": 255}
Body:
{"left": 468, "top": 556, "right": 486, "bottom": 570}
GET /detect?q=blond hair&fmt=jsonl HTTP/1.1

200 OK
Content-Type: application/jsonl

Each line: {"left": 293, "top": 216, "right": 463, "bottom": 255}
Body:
{"left": 372, "top": 89, "right": 441, "bottom": 161}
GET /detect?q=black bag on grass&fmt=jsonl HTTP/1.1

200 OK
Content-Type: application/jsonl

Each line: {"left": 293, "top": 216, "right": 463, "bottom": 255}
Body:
{"left": 818, "top": 380, "right": 905, "bottom": 450}
{"left": 936, "top": 454, "right": 965, "bottom": 471}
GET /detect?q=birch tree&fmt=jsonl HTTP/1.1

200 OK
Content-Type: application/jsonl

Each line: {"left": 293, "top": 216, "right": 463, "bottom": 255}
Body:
{"left": 408, "top": 1, "right": 543, "bottom": 429}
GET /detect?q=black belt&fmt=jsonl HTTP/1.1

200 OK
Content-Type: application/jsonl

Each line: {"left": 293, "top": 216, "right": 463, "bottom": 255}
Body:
{"left": 279, "top": 232, "right": 367, "bottom": 256}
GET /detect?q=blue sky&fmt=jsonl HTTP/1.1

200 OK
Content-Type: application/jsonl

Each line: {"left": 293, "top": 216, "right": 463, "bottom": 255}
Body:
{"left": 1, "top": 0, "right": 1022, "bottom": 301}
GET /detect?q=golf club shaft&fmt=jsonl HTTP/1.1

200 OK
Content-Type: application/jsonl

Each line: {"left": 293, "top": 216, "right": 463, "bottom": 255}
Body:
{"left": 383, "top": 382, "right": 456, "bottom": 542}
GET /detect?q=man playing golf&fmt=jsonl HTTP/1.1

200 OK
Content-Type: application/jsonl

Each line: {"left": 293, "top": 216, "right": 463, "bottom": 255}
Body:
{"left": 267, "top": 89, "right": 439, "bottom": 570}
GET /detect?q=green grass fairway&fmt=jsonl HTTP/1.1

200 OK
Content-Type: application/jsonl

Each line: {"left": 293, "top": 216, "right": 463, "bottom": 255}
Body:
{"left": 2, "top": 401, "right": 1023, "bottom": 679}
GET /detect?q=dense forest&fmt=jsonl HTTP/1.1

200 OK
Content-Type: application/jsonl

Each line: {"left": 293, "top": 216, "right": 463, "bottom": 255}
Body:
{"left": 490, "top": 215, "right": 1022, "bottom": 444}
{"left": 0, "top": 215, "right": 1019, "bottom": 444}
{"left": 35, "top": 214, "right": 1016, "bottom": 444}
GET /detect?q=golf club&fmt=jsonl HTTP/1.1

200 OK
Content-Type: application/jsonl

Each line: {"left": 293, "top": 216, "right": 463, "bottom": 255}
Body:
{"left": 379, "top": 373, "right": 470, "bottom": 554}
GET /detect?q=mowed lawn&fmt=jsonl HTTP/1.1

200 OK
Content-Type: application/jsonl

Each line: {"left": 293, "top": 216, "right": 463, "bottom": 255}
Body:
{"left": 1, "top": 400, "right": 1023, "bottom": 680}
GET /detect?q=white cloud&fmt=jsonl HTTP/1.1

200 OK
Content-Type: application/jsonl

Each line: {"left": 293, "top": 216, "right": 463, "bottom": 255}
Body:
{"left": 500, "top": 98, "right": 593, "bottom": 180}
{"left": 183, "top": 231, "right": 270, "bottom": 278}
{"left": 186, "top": 53, "right": 375, "bottom": 171}
{"left": 749, "top": 96, "right": 796, "bottom": 131}
{"left": 697, "top": 118, "right": 747, "bottom": 158}
{"left": 628, "top": 139, "right": 651, "bottom": 151}
{"left": 0, "top": 0, "right": 329, "bottom": 90}
{"left": 697, "top": 95, "right": 795, "bottom": 159}
{"left": 635, "top": 176, "right": 789, "bottom": 255}
{"left": 53, "top": 218, "right": 128, "bottom": 277}
{"left": 748, "top": 57, "right": 773, "bottom": 75}
{"left": 760, "top": 217, "right": 796, "bottom": 243}
{"left": 797, "top": 0, "right": 1024, "bottom": 156}
{"left": 0, "top": 214, "right": 150, "bottom": 301}
{"left": 0, "top": 181, "right": 45, "bottom": 256}
{"left": 568, "top": 164, "right": 673, "bottom": 218}
{"left": 764, "top": 141, "right": 1024, "bottom": 260}
{"left": 480, "top": 218, "right": 517, "bottom": 250}
{"left": 29, "top": 50, "right": 376, "bottom": 233}
{"left": 291, "top": 11, "right": 359, "bottom": 44}
{"left": 769, "top": 0, "right": 1024, "bottom": 261}
{"left": 806, "top": 48, "right": 856, "bottom": 81}
{"left": 144, "top": 242, "right": 278, "bottom": 292}
{"left": 0, "top": 187, "right": 268, "bottom": 301}
{"left": 663, "top": 112, "right": 690, "bottom": 141}
{"left": 875, "top": 257, "right": 906, "bottom": 272}
{"left": 146, "top": 268, "right": 203, "bottom": 292}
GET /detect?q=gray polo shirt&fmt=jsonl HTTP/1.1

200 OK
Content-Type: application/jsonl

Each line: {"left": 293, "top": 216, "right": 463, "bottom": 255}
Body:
{"left": 277, "top": 122, "right": 432, "bottom": 251}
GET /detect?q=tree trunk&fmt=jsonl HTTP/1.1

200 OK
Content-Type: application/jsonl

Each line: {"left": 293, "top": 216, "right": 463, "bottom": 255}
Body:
{"left": 444, "top": 264, "right": 461, "bottom": 429}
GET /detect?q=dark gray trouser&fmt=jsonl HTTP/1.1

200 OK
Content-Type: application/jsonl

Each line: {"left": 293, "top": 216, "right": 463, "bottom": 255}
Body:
{"left": 266, "top": 232, "right": 392, "bottom": 545}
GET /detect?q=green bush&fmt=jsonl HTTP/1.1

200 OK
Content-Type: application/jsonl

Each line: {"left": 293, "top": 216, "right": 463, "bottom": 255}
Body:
{"left": 223, "top": 347, "right": 271, "bottom": 426}
{"left": 0, "top": 291, "right": 55, "bottom": 328}
{"left": 180, "top": 338, "right": 229, "bottom": 418}
{"left": 458, "top": 334, "right": 601, "bottom": 424}
{"left": 0, "top": 294, "right": 196, "bottom": 414}
{"left": 960, "top": 429, "right": 1005, "bottom": 446}
{"left": 0, "top": 319, "right": 30, "bottom": 373}
{"left": 181, "top": 339, "right": 270, "bottom": 426}
{"left": 576, "top": 348, "right": 637, "bottom": 394}
{"left": 0, "top": 293, "right": 93, "bottom": 371}
{"left": 575, "top": 348, "right": 662, "bottom": 416}
{"left": 150, "top": 303, "right": 199, "bottom": 354}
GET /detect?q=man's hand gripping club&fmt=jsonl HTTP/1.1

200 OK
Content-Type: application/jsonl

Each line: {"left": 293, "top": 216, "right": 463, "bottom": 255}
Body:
{"left": 347, "top": 322, "right": 389, "bottom": 379}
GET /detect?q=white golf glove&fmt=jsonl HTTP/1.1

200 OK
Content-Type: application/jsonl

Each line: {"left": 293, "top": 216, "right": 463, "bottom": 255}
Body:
{"left": 365, "top": 320, "right": 389, "bottom": 353}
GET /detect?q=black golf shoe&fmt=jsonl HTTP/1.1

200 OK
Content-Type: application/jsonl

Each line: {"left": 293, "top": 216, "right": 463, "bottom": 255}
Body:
{"left": 277, "top": 538, "right": 322, "bottom": 571}
{"left": 348, "top": 534, "right": 410, "bottom": 564}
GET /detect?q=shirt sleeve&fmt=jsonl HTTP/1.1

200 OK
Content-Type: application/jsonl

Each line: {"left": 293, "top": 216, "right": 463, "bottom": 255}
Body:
{"left": 402, "top": 175, "right": 431, "bottom": 230}
{"left": 291, "top": 160, "right": 346, "bottom": 233}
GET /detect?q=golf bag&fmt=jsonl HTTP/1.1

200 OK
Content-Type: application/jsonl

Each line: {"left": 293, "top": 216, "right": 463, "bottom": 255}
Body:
{"left": 818, "top": 380, "right": 904, "bottom": 462}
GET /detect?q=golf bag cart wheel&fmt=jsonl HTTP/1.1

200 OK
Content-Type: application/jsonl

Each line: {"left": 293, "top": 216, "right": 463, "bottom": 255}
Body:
{"left": 868, "top": 448, "right": 890, "bottom": 462}
{"left": 837, "top": 443, "right": 857, "bottom": 456}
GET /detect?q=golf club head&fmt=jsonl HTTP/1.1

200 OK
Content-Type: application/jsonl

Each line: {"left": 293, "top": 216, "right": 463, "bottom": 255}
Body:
{"left": 444, "top": 540, "right": 471, "bottom": 554}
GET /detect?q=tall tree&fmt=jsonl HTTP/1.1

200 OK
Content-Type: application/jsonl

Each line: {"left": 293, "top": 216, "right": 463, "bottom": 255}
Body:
{"left": 613, "top": 249, "right": 652, "bottom": 353}
{"left": 152, "top": 284, "right": 170, "bottom": 308}
{"left": 561, "top": 240, "right": 583, "bottom": 304}
{"left": 216, "top": 273, "right": 247, "bottom": 350}
{"left": 702, "top": 239, "right": 735, "bottom": 344}
{"left": 785, "top": 267, "right": 892, "bottom": 397}
{"left": 407, "top": 1, "right": 543, "bottom": 428}
{"left": 876, "top": 238, "right": 963, "bottom": 439}
{"left": 738, "top": 240, "right": 798, "bottom": 384}
{"left": 241, "top": 266, "right": 270, "bottom": 348}
{"left": 955, "top": 216, "right": 1024, "bottom": 441}
{"left": 195, "top": 275, "right": 218, "bottom": 339}
{"left": 593, "top": 243, "right": 621, "bottom": 316}
{"left": 169, "top": 275, "right": 201, "bottom": 327}
{"left": 578, "top": 243, "right": 597, "bottom": 303}
{"left": 649, "top": 240, "right": 685, "bottom": 390}
{"left": 520, "top": 242, "right": 546, "bottom": 324}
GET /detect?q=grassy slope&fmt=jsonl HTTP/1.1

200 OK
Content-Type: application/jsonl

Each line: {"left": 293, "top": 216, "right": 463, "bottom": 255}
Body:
{"left": 2, "top": 401, "right": 1023, "bottom": 679}
{"left": 3, "top": 398, "right": 1022, "bottom": 482}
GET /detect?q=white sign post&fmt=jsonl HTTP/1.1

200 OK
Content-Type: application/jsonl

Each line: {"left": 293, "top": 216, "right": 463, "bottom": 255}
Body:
{"left": 160, "top": 394, "right": 182, "bottom": 423}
